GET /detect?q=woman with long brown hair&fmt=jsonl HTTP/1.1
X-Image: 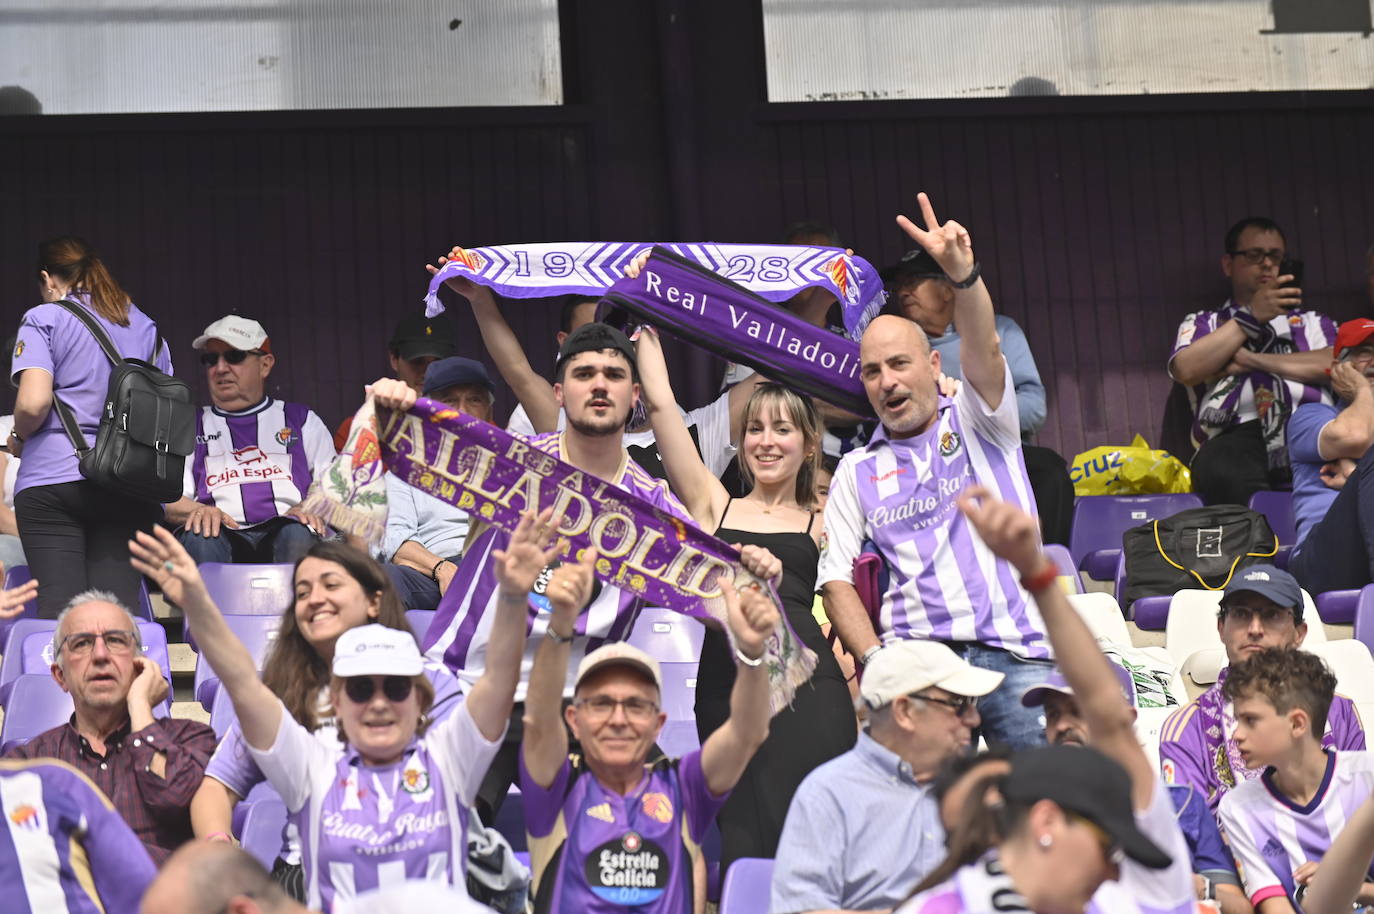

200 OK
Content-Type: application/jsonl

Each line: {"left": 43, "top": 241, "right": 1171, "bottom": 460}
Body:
{"left": 10, "top": 236, "right": 172, "bottom": 615}
{"left": 634, "top": 324, "right": 857, "bottom": 872}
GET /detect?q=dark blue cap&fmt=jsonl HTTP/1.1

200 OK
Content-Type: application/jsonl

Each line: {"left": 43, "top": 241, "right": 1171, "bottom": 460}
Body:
{"left": 1221, "top": 564, "right": 1303, "bottom": 612}
{"left": 422, "top": 357, "right": 494, "bottom": 397}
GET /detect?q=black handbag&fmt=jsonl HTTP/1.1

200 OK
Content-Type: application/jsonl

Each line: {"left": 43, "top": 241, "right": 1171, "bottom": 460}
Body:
{"left": 1121, "top": 505, "right": 1278, "bottom": 610}
{"left": 49, "top": 301, "right": 196, "bottom": 503}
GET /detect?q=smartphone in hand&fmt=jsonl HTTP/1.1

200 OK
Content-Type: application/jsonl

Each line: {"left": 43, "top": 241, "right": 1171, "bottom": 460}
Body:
{"left": 1279, "top": 257, "right": 1304, "bottom": 290}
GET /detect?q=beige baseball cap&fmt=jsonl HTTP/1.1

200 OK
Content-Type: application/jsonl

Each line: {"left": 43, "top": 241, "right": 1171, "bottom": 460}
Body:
{"left": 575, "top": 642, "right": 663, "bottom": 692}
{"left": 192, "top": 315, "right": 271, "bottom": 352}
{"left": 860, "top": 639, "right": 1005, "bottom": 710}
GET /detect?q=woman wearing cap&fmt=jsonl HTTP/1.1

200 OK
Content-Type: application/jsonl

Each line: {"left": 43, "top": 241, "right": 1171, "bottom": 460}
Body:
{"left": 188, "top": 538, "right": 464, "bottom": 899}
{"left": 903, "top": 486, "right": 1195, "bottom": 914}
{"left": 132, "top": 509, "right": 577, "bottom": 912}
{"left": 631, "top": 321, "right": 856, "bottom": 869}
{"left": 11, "top": 237, "right": 173, "bottom": 616}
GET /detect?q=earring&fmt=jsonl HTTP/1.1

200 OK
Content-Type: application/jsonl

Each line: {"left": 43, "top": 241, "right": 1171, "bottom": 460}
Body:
{"left": 1038, "top": 834, "right": 1053, "bottom": 849}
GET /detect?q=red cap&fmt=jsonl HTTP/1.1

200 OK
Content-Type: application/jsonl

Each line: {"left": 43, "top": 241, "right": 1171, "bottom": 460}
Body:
{"left": 1335, "top": 319, "right": 1374, "bottom": 360}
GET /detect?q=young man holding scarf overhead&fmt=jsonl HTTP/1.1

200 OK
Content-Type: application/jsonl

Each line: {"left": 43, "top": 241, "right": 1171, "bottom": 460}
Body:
{"left": 818, "top": 193, "right": 1053, "bottom": 749}
{"left": 372, "top": 321, "right": 697, "bottom": 826}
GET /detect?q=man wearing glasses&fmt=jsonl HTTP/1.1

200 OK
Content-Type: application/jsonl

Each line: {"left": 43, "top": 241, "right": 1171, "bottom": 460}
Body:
{"left": 771, "top": 639, "right": 1003, "bottom": 914}
{"left": 5, "top": 590, "right": 216, "bottom": 864}
{"left": 164, "top": 315, "right": 337, "bottom": 564}
{"left": 1169, "top": 217, "right": 1336, "bottom": 506}
{"left": 1157, "top": 565, "right": 1364, "bottom": 813}
{"left": 1287, "top": 318, "right": 1374, "bottom": 596}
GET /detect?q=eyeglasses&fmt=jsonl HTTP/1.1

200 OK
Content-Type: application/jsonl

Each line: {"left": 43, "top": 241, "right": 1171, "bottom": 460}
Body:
{"left": 58, "top": 630, "right": 139, "bottom": 657}
{"left": 343, "top": 675, "right": 415, "bottom": 704}
{"left": 1220, "top": 604, "right": 1298, "bottom": 628}
{"left": 909, "top": 691, "right": 979, "bottom": 718}
{"left": 1340, "top": 347, "right": 1374, "bottom": 365}
{"left": 199, "top": 348, "right": 264, "bottom": 367}
{"left": 574, "top": 695, "right": 660, "bottom": 722}
{"left": 1228, "top": 248, "right": 1285, "bottom": 266}
{"left": 1067, "top": 812, "right": 1125, "bottom": 865}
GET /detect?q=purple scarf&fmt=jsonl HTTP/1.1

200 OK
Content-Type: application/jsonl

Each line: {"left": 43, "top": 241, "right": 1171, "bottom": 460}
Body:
{"left": 604, "top": 247, "right": 873, "bottom": 416}
{"left": 303, "top": 396, "right": 817, "bottom": 712}
{"left": 423, "top": 241, "right": 886, "bottom": 339}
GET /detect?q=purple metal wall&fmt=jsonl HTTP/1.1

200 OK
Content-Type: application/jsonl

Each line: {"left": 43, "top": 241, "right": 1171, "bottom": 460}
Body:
{"left": 2, "top": 0, "right": 1371, "bottom": 461}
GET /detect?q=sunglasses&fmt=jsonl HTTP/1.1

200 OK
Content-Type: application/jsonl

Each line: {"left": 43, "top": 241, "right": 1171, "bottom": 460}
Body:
{"left": 343, "top": 675, "right": 414, "bottom": 704}
{"left": 199, "top": 348, "right": 264, "bottom": 367}
{"left": 909, "top": 691, "right": 979, "bottom": 718}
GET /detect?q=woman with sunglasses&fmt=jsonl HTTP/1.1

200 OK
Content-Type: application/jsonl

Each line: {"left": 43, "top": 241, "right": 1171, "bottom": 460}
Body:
{"left": 133, "top": 510, "right": 574, "bottom": 912}
{"left": 11, "top": 237, "right": 174, "bottom": 616}
{"left": 188, "top": 538, "right": 463, "bottom": 899}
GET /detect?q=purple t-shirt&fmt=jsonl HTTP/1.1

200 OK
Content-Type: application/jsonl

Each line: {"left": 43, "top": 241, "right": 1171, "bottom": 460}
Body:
{"left": 1286, "top": 401, "right": 1340, "bottom": 547}
{"left": 11, "top": 295, "right": 172, "bottom": 492}
{"left": 521, "top": 751, "right": 727, "bottom": 914}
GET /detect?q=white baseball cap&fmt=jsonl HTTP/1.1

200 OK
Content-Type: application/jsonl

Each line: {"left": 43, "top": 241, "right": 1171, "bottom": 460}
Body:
{"left": 332, "top": 624, "right": 424, "bottom": 678}
{"left": 192, "top": 315, "right": 271, "bottom": 352}
{"left": 860, "top": 640, "right": 1005, "bottom": 710}
{"left": 575, "top": 642, "right": 663, "bottom": 692}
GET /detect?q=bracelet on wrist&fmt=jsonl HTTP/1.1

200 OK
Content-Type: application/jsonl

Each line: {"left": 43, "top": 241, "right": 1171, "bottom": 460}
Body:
{"left": 204, "top": 832, "right": 235, "bottom": 844}
{"left": 1019, "top": 561, "right": 1060, "bottom": 594}
{"left": 430, "top": 558, "right": 450, "bottom": 583}
{"left": 948, "top": 261, "right": 981, "bottom": 289}
{"left": 545, "top": 627, "right": 574, "bottom": 645}
{"left": 7, "top": 429, "right": 21, "bottom": 443}
{"left": 734, "top": 647, "right": 764, "bottom": 667}
{"left": 860, "top": 645, "right": 883, "bottom": 667}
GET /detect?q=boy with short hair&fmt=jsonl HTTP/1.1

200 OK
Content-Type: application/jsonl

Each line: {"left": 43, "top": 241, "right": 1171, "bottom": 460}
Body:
{"left": 1217, "top": 647, "right": 1374, "bottom": 912}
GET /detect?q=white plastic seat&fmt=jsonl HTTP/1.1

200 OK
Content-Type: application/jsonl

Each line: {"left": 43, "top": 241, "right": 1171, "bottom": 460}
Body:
{"left": 1165, "top": 588, "right": 1323, "bottom": 672}
{"left": 1305, "top": 640, "right": 1374, "bottom": 704}
{"left": 1066, "top": 592, "right": 1130, "bottom": 646}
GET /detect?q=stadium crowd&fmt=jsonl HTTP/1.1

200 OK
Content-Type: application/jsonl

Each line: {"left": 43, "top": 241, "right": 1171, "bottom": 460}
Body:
{"left": 2, "top": 194, "right": 1374, "bottom": 914}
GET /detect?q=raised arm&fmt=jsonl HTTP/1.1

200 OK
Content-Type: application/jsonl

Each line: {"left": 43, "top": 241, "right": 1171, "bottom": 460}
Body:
{"left": 521, "top": 547, "right": 599, "bottom": 788}
{"left": 463, "top": 509, "right": 563, "bottom": 742}
{"left": 634, "top": 325, "right": 728, "bottom": 526}
{"left": 896, "top": 193, "right": 1003, "bottom": 409}
{"left": 959, "top": 486, "right": 1153, "bottom": 810}
{"left": 428, "top": 252, "right": 560, "bottom": 432}
{"left": 699, "top": 578, "right": 776, "bottom": 795}
{"left": 128, "top": 527, "right": 281, "bottom": 751}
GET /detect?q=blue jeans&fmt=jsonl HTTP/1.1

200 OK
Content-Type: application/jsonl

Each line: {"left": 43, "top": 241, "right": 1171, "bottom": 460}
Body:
{"left": 175, "top": 516, "right": 319, "bottom": 565}
{"left": 945, "top": 642, "right": 1052, "bottom": 750}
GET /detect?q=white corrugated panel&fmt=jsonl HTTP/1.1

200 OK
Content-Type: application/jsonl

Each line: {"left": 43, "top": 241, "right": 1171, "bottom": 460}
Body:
{"left": 763, "top": 0, "right": 1374, "bottom": 101}
{"left": 0, "top": 0, "right": 562, "bottom": 114}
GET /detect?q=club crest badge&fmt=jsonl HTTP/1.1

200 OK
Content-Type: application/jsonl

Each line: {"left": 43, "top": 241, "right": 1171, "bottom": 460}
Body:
{"left": 402, "top": 765, "right": 430, "bottom": 795}
{"left": 276, "top": 427, "right": 297, "bottom": 448}
{"left": 939, "top": 431, "right": 961, "bottom": 458}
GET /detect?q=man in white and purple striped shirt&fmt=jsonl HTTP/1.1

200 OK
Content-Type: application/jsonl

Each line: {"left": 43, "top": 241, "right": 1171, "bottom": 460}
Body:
{"left": 1169, "top": 217, "right": 1335, "bottom": 506}
{"left": 1217, "top": 647, "right": 1374, "bottom": 912}
{"left": 164, "top": 315, "right": 337, "bottom": 565}
{"left": 819, "top": 194, "right": 1052, "bottom": 748}
{"left": 416, "top": 322, "right": 691, "bottom": 824}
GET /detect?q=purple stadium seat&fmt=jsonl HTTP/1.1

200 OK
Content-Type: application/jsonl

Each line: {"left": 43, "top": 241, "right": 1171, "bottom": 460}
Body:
{"left": 236, "top": 794, "right": 288, "bottom": 869}
{"left": 656, "top": 719, "right": 700, "bottom": 758}
{"left": 1352, "top": 586, "right": 1374, "bottom": 655}
{"left": 1248, "top": 490, "right": 1296, "bottom": 545}
{"left": 494, "top": 786, "right": 527, "bottom": 852}
{"left": 188, "top": 563, "right": 294, "bottom": 649}
{"left": 405, "top": 609, "right": 436, "bottom": 643}
{"left": 194, "top": 614, "right": 282, "bottom": 709}
{"left": 1070, "top": 494, "right": 1203, "bottom": 581}
{"left": 0, "top": 674, "right": 169, "bottom": 754}
{"left": 208, "top": 682, "right": 238, "bottom": 737}
{"left": 719, "top": 857, "right": 773, "bottom": 914}
{"left": 1043, "top": 543, "right": 1083, "bottom": 593}
{"left": 627, "top": 607, "right": 704, "bottom": 662}
{"left": 1, "top": 620, "right": 169, "bottom": 706}
{"left": 1321, "top": 587, "right": 1367, "bottom": 626}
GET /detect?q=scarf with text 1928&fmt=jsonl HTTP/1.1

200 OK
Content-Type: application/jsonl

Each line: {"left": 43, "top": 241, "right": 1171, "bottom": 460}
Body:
{"left": 299, "top": 395, "right": 817, "bottom": 713}
{"left": 423, "top": 241, "right": 886, "bottom": 339}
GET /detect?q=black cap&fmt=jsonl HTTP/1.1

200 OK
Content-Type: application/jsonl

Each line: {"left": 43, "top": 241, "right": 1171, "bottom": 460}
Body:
{"left": 1003, "top": 745, "right": 1172, "bottom": 870}
{"left": 880, "top": 247, "right": 946, "bottom": 290}
{"left": 554, "top": 322, "right": 637, "bottom": 379}
{"left": 389, "top": 314, "right": 457, "bottom": 361}
{"left": 422, "top": 357, "right": 495, "bottom": 397}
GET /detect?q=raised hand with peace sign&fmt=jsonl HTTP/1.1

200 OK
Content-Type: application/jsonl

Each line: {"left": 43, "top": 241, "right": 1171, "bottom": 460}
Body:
{"left": 896, "top": 192, "right": 978, "bottom": 287}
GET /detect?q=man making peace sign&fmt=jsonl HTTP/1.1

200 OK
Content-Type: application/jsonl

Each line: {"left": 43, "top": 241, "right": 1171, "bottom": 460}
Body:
{"left": 818, "top": 192, "right": 1054, "bottom": 749}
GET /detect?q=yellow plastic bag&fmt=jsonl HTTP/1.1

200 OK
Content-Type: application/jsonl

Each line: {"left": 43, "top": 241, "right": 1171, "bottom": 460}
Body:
{"left": 1070, "top": 435, "right": 1192, "bottom": 496}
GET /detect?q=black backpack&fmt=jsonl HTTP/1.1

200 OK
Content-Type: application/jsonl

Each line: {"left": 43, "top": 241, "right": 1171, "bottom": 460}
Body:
{"left": 49, "top": 301, "right": 196, "bottom": 503}
{"left": 1121, "top": 504, "right": 1278, "bottom": 610}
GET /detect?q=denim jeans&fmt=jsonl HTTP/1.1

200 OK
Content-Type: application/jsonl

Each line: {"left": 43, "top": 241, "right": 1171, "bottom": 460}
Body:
{"left": 945, "top": 641, "right": 1053, "bottom": 749}
{"left": 175, "top": 515, "right": 319, "bottom": 565}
